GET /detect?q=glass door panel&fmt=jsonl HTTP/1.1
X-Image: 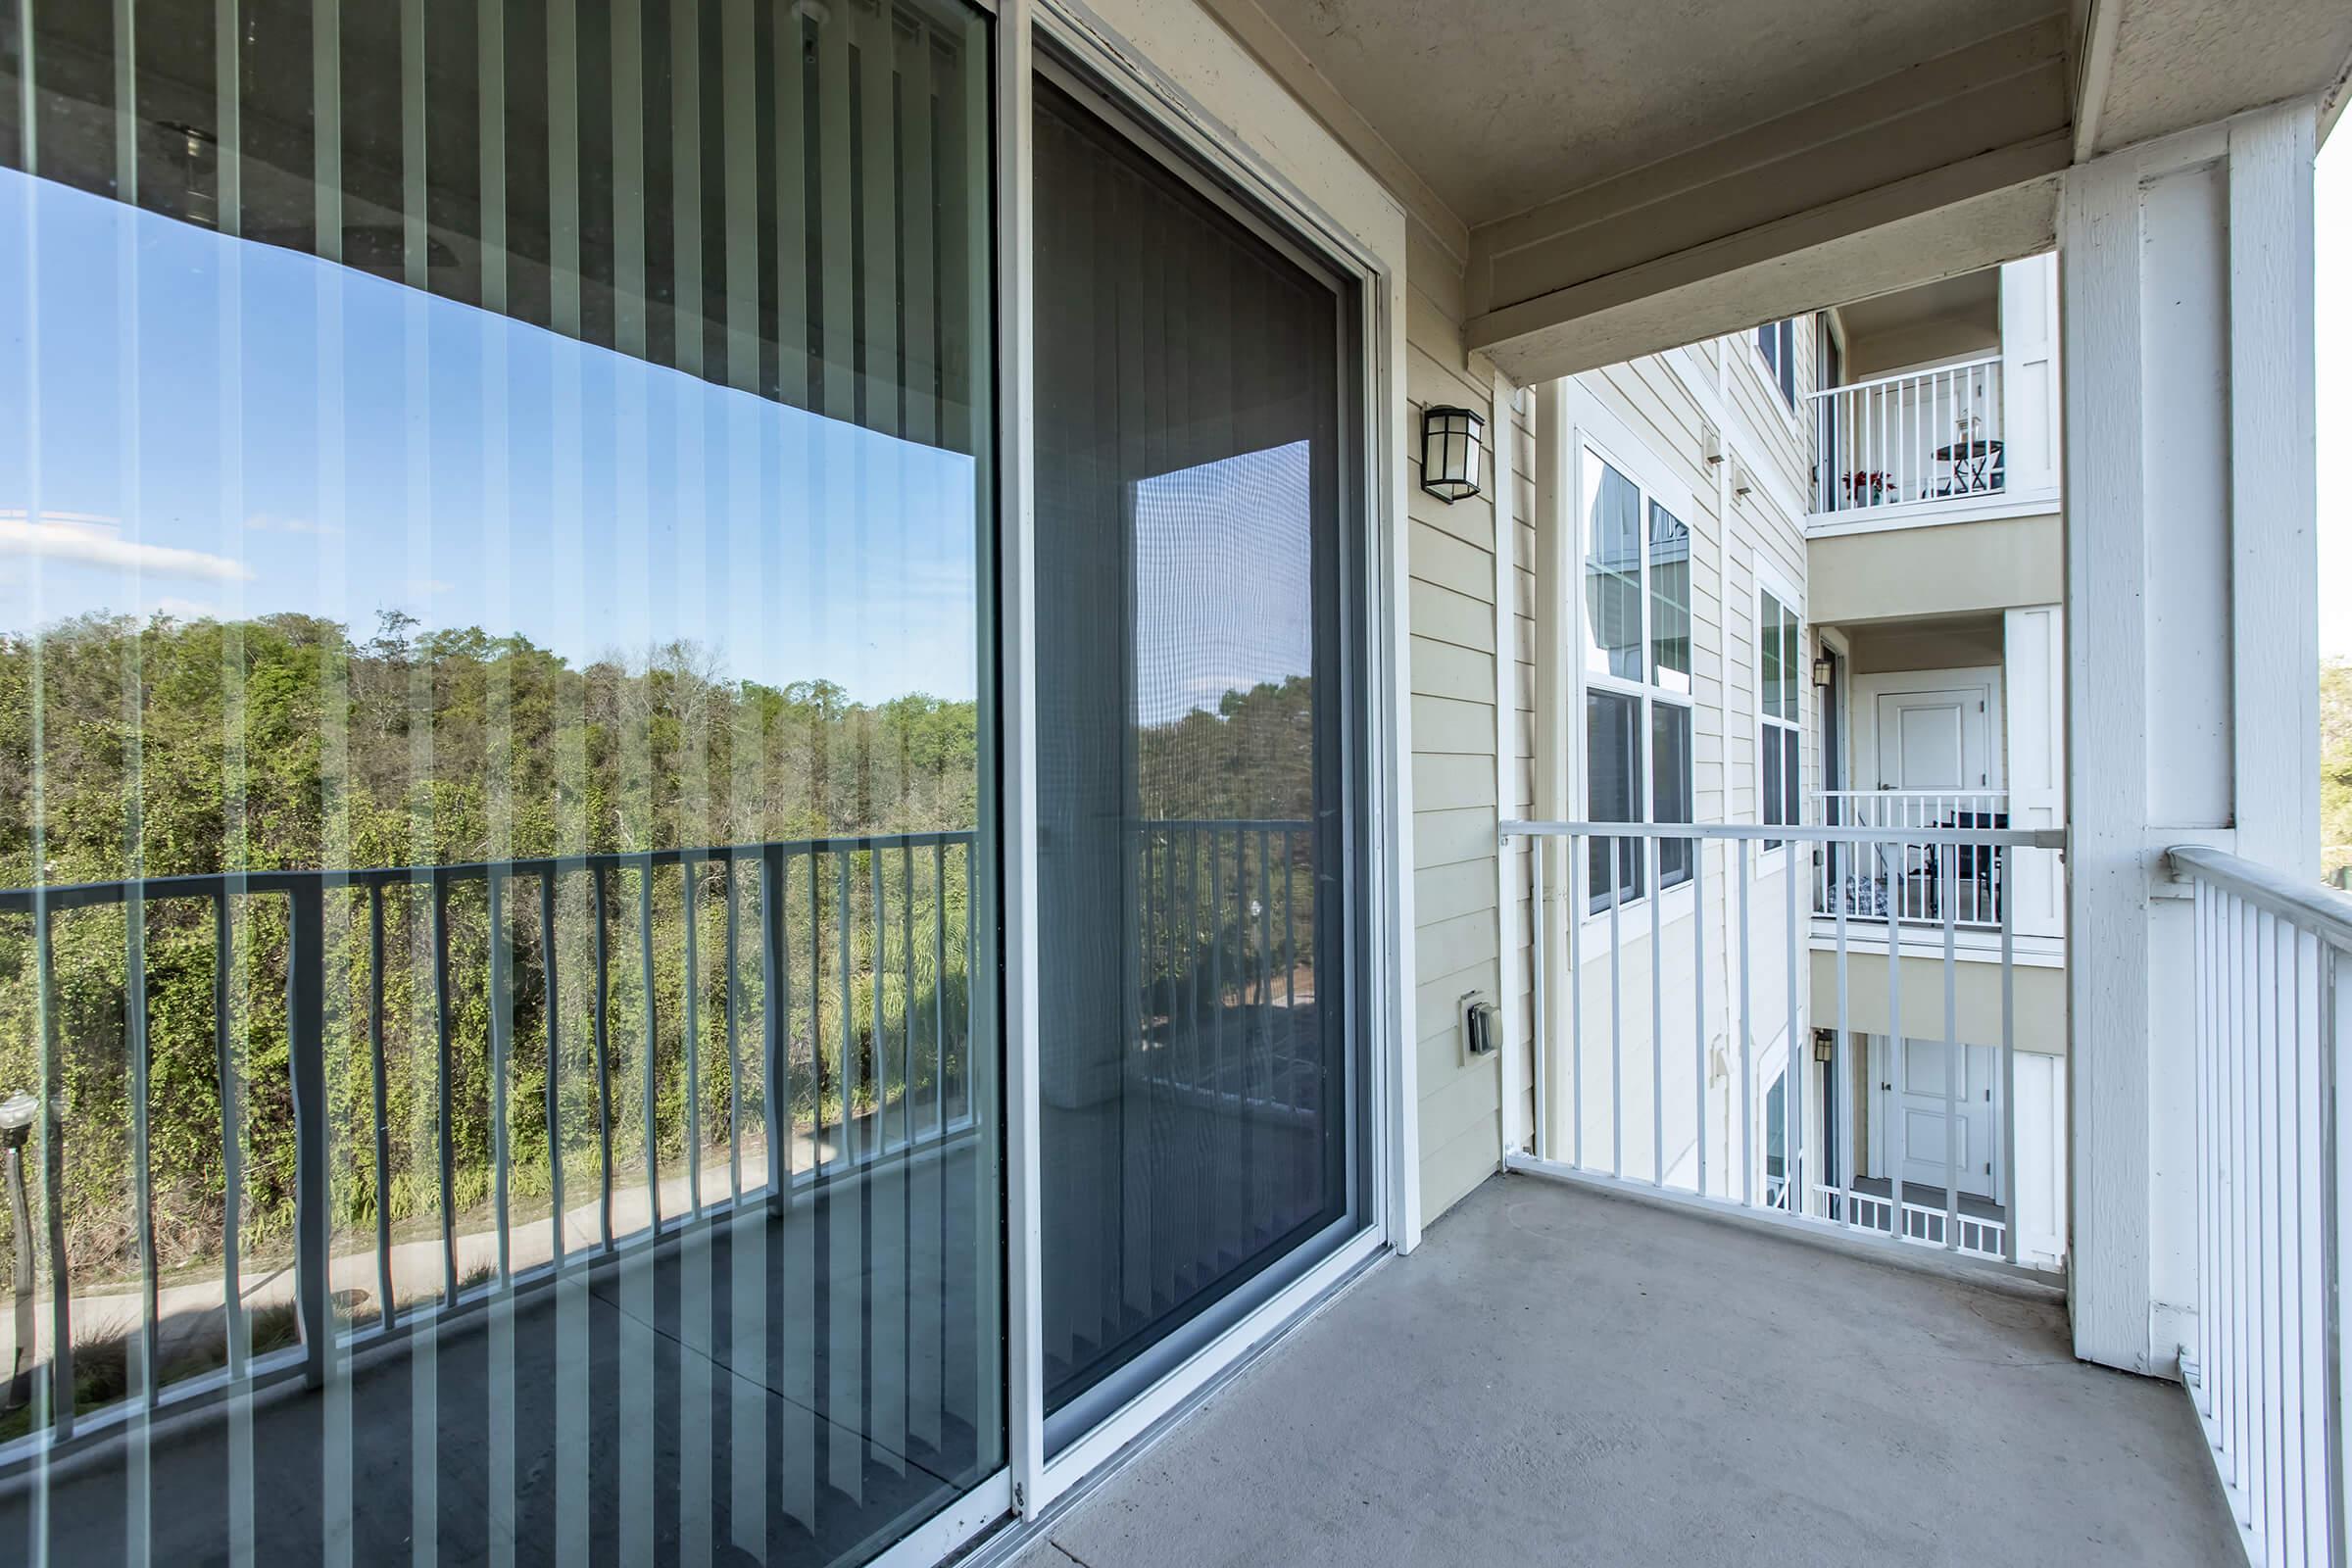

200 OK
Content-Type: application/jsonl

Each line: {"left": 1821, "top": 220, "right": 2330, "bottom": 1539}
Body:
{"left": 1031, "top": 73, "right": 1364, "bottom": 1446}
{"left": 0, "top": 2, "right": 1000, "bottom": 1562}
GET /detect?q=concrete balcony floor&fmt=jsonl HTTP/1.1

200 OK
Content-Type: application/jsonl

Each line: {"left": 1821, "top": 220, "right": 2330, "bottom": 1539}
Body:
{"left": 1012, "top": 1175, "right": 2233, "bottom": 1568}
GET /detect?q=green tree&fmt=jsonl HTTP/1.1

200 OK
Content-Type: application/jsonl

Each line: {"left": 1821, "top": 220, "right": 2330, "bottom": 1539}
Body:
{"left": 2324, "top": 656, "right": 2351, "bottom": 882}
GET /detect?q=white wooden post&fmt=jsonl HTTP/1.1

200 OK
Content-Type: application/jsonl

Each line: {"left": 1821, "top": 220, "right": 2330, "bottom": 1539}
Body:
{"left": 1494, "top": 371, "right": 1526, "bottom": 1159}
{"left": 2060, "top": 98, "right": 2320, "bottom": 1376}
{"left": 2003, "top": 605, "right": 2064, "bottom": 940}
{"left": 1996, "top": 256, "right": 2060, "bottom": 502}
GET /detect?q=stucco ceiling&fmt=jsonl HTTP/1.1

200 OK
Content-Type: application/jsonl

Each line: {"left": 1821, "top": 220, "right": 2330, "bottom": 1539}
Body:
{"left": 1244, "top": 0, "right": 2065, "bottom": 228}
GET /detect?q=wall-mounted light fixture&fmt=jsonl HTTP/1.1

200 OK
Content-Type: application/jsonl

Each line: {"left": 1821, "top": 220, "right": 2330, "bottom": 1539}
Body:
{"left": 1812, "top": 653, "right": 1835, "bottom": 689}
{"left": 1419, "top": 405, "right": 1486, "bottom": 504}
{"left": 1701, "top": 421, "right": 1724, "bottom": 466}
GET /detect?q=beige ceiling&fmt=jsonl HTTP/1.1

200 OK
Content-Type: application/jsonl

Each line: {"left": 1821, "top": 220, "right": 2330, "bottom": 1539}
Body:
{"left": 1837, "top": 268, "right": 2002, "bottom": 343}
{"left": 1243, "top": 0, "right": 2064, "bottom": 229}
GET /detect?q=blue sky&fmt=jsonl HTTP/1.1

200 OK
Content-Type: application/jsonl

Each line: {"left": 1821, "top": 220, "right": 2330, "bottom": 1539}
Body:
{"left": 0, "top": 166, "right": 984, "bottom": 705}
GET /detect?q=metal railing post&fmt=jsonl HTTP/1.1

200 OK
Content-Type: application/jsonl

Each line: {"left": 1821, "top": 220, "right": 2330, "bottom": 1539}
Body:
{"left": 286, "top": 878, "right": 331, "bottom": 1388}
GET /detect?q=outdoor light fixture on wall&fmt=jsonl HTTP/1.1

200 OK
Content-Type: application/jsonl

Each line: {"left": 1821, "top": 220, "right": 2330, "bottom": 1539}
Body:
{"left": 1812, "top": 654, "right": 1835, "bottom": 688}
{"left": 1419, "top": 405, "right": 1485, "bottom": 503}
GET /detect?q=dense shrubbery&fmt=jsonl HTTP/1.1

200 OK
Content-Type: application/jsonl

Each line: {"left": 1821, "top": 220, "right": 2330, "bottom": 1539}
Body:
{"left": 0, "top": 610, "right": 1319, "bottom": 1293}
{"left": 0, "top": 610, "right": 982, "bottom": 1288}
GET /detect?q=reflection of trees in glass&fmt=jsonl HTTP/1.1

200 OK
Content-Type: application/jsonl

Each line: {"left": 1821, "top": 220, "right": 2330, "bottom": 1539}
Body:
{"left": 1133, "top": 675, "right": 1319, "bottom": 1026}
{"left": 0, "top": 610, "right": 978, "bottom": 1288}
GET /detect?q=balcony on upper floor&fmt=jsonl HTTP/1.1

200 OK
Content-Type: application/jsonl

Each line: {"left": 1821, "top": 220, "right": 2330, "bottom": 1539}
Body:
{"left": 1807, "top": 260, "right": 2061, "bottom": 537}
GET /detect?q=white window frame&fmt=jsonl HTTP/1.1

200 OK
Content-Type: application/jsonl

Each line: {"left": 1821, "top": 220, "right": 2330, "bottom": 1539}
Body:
{"left": 1754, "top": 317, "right": 1798, "bottom": 409}
{"left": 1753, "top": 564, "right": 1804, "bottom": 862}
{"left": 1572, "top": 431, "right": 1697, "bottom": 926}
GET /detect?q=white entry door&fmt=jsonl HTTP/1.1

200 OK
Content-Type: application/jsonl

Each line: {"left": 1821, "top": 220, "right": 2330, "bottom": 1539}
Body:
{"left": 1875, "top": 1036, "right": 1997, "bottom": 1199}
{"left": 1874, "top": 686, "right": 1991, "bottom": 793}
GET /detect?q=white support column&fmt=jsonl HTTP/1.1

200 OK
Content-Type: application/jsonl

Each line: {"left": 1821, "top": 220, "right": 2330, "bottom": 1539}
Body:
{"left": 2059, "top": 98, "right": 2321, "bottom": 1376}
{"left": 2003, "top": 604, "right": 2064, "bottom": 940}
{"left": 1996, "top": 255, "right": 2060, "bottom": 500}
{"left": 1531, "top": 380, "right": 1573, "bottom": 1161}
{"left": 1494, "top": 371, "right": 1526, "bottom": 1160}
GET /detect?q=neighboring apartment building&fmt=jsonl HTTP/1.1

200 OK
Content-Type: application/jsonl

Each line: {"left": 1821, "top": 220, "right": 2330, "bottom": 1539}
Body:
{"left": 1433, "top": 257, "right": 2067, "bottom": 1279}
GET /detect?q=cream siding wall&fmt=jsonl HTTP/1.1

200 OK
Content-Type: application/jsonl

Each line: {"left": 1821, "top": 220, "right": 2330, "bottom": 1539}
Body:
{"left": 1403, "top": 228, "right": 1832, "bottom": 1227}
{"left": 1522, "top": 321, "right": 1824, "bottom": 1198}
{"left": 1405, "top": 220, "right": 1518, "bottom": 1222}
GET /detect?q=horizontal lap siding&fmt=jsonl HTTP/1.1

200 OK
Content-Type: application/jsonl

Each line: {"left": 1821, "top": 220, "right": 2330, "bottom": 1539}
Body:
{"left": 1406, "top": 221, "right": 1508, "bottom": 1223}
{"left": 1543, "top": 328, "right": 1823, "bottom": 1181}
{"left": 1407, "top": 299, "right": 1827, "bottom": 1228}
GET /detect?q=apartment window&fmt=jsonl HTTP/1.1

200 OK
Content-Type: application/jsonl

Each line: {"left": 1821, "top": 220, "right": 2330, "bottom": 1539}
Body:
{"left": 1763, "top": 1066, "right": 1788, "bottom": 1207}
{"left": 1755, "top": 318, "right": 1798, "bottom": 407}
{"left": 1759, "top": 587, "right": 1803, "bottom": 847}
{"left": 1583, "top": 447, "right": 1694, "bottom": 912}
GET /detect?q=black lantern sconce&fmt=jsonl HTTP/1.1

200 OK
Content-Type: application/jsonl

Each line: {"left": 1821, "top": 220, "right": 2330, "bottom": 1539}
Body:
{"left": 1419, "top": 405, "right": 1485, "bottom": 504}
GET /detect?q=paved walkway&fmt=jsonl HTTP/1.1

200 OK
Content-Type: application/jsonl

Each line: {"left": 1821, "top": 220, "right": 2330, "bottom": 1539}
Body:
{"left": 4, "top": 1118, "right": 905, "bottom": 1377}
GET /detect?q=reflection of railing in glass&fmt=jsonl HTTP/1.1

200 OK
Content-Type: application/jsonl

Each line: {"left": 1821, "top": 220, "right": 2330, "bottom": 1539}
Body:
{"left": 0, "top": 829, "right": 975, "bottom": 1456}
{"left": 1132, "top": 820, "right": 1320, "bottom": 1124}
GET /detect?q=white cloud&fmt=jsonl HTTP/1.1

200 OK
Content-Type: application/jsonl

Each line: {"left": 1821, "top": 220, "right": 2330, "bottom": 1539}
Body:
{"left": 0, "top": 512, "right": 254, "bottom": 583}
{"left": 145, "top": 595, "right": 220, "bottom": 620}
{"left": 244, "top": 512, "right": 340, "bottom": 536}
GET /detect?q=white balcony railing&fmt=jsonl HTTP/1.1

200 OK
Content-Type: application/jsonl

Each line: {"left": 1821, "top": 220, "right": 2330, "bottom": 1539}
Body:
{"left": 1503, "top": 816, "right": 2065, "bottom": 1271}
{"left": 1810, "top": 356, "right": 2004, "bottom": 517}
{"left": 2172, "top": 845, "right": 2352, "bottom": 1566}
{"left": 1813, "top": 791, "right": 2009, "bottom": 929}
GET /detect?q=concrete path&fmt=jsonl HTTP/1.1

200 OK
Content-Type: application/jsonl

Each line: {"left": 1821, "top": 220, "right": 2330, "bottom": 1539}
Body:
{"left": 4, "top": 1115, "right": 915, "bottom": 1379}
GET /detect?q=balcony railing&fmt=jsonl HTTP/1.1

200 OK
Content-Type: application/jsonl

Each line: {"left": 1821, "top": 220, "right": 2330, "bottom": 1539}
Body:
{"left": 1130, "top": 819, "right": 1321, "bottom": 1125}
{"left": 1810, "top": 355, "right": 2003, "bottom": 517}
{"left": 2172, "top": 845, "right": 2352, "bottom": 1566}
{"left": 1813, "top": 791, "right": 2010, "bottom": 929}
{"left": 0, "top": 830, "right": 980, "bottom": 1465}
{"left": 1503, "top": 816, "right": 2064, "bottom": 1270}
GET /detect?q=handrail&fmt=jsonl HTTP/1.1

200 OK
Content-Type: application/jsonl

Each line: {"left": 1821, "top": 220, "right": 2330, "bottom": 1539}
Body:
{"left": 2169, "top": 844, "right": 2352, "bottom": 952}
{"left": 2173, "top": 843, "right": 2349, "bottom": 1562}
{"left": 1498, "top": 813, "right": 2058, "bottom": 1276}
{"left": 1813, "top": 788, "right": 2011, "bottom": 799}
{"left": 1805, "top": 352, "right": 2003, "bottom": 402}
{"left": 0, "top": 830, "right": 981, "bottom": 914}
{"left": 1500, "top": 818, "right": 2065, "bottom": 850}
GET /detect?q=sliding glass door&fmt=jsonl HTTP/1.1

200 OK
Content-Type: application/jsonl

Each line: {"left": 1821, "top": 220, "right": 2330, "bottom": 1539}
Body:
{"left": 1, "top": 4, "right": 1384, "bottom": 1556}
{"left": 0, "top": 2, "right": 999, "bottom": 1563}
{"left": 1030, "top": 70, "right": 1367, "bottom": 1446}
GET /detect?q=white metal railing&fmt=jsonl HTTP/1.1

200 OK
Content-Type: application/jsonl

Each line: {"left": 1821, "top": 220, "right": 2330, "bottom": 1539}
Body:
{"left": 2173, "top": 844, "right": 2352, "bottom": 1565}
{"left": 1810, "top": 356, "right": 2003, "bottom": 516}
{"left": 1814, "top": 791, "right": 2009, "bottom": 929}
{"left": 1502, "top": 817, "right": 2065, "bottom": 1273}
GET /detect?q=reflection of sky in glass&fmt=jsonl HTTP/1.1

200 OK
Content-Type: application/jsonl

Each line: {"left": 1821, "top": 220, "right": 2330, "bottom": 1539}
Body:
{"left": 1132, "top": 441, "right": 1312, "bottom": 726}
{"left": 1582, "top": 451, "right": 1642, "bottom": 680}
{"left": 0, "top": 168, "right": 979, "bottom": 704}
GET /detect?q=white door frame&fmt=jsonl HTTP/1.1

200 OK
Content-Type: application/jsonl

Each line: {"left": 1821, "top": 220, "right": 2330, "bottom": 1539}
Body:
{"left": 1868, "top": 1035, "right": 1998, "bottom": 1200}
{"left": 1005, "top": 0, "right": 1412, "bottom": 1522}
{"left": 1850, "top": 664, "right": 2006, "bottom": 795}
